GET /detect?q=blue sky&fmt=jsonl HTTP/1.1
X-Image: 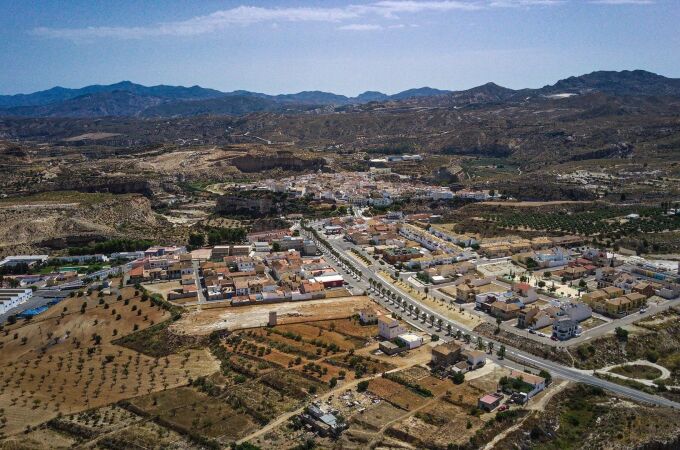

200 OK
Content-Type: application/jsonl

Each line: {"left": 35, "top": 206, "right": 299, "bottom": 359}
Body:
{"left": 1, "top": 0, "right": 679, "bottom": 96}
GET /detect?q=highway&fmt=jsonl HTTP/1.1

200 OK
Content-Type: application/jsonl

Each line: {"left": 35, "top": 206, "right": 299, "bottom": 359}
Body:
{"left": 303, "top": 224, "right": 680, "bottom": 409}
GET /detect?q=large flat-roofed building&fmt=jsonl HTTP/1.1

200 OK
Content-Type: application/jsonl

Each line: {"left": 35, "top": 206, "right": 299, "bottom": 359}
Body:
{"left": 0, "top": 255, "right": 49, "bottom": 268}
{"left": 0, "top": 289, "right": 33, "bottom": 315}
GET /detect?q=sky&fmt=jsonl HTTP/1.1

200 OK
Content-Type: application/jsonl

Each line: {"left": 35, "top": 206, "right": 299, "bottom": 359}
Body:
{"left": 1, "top": 0, "right": 679, "bottom": 96}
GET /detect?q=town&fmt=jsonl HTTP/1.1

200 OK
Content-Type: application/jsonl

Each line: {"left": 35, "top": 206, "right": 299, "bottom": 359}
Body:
{"left": 1, "top": 205, "right": 679, "bottom": 448}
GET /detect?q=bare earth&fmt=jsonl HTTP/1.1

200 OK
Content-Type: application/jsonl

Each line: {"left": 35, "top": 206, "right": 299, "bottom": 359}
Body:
{"left": 171, "top": 295, "right": 376, "bottom": 335}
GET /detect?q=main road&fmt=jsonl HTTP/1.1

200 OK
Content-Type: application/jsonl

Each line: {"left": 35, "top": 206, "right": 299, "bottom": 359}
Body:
{"left": 303, "top": 225, "right": 680, "bottom": 409}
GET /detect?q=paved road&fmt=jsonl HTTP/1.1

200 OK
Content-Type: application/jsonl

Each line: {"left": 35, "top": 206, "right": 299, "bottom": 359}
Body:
{"left": 192, "top": 260, "right": 206, "bottom": 305}
{"left": 305, "top": 226, "right": 680, "bottom": 409}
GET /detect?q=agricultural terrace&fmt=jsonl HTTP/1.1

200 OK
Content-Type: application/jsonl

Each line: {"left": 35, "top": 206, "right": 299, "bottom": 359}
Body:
{"left": 482, "top": 203, "right": 680, "bottom": 241}
{"left": 0, "top": 286, "right": 218, "bottom": 436}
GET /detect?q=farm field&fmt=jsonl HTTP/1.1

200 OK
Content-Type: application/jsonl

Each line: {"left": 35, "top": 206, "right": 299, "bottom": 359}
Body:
{"left": 0, "top": 286, "right": 218, "bottom": 436}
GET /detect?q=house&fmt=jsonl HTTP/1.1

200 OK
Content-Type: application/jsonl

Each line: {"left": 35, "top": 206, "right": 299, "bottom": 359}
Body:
{"left": 378, "top": 317, "right": 406, "bottom": 340}
{"left": 397, "top": 333, "right": 423, "bottom": 349}
{"left": 431, "top": 342, "right": 462, "bottom": 368}
{"left": 463, "top": 349, "right": 486, "bottom": 368}
{"left": 509, "top": 370, "right": 546, "bottom": 398}
{"left": 559, "top": 302, "right": 592, "bottom": 322}
{"left": 613, "top": 274, "right": 637, "bottom": 293}
{"left": 632, "top": 281, "right": 656, "bottom": 298}
{"left": 517, "top": 307, "right": 539, "bottom": 329}
{"left": 583, "top": 289, "right": 645, "bottom": 317}
{"left": 478, "top": 393, "right": 504, "bottom": 412}
{"left": 553, "top": 317, "right": 580, "bottom": 340}
{"left": 312, "top": 274, "right": 344, "bottom": 289}
{"left": 512, "top": 282, "right": 538, "bottom": 303}
{"left": 234, "top": 279, "right": 250, "bottom": 296}
{"left": 236, "top": 257, "right": 257, "bottom": 272}
{"left": 301, "top": 405, "right": 347, "bottom": 437}
{"left": 300, "top": 281, "right": 325, "bottom": 297}
{"left": 488, "top": 301, "right": 520, "bottom": 320}
{"left": 379, "top": 341, "right": 405, "bottom": 355}
{"left": 359, "top": 308, "right": 378, "bottom": 325}
{"left": 128, "top": 265, "right": 145, "bottom": 283}
{"left": 556, "top": 266, "right": 587, "bottom": 281}
{"left": 383, "top": 247, "right": 421, "bottom": 264}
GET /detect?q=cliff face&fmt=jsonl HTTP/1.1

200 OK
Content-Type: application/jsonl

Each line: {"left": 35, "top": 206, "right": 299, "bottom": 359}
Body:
{"left": 215, "top": 194, "right": 276, "bottom": 216}
{"left": 29, "top": 178, "right": 154, "bottom": 197}
{"left": 232, "top": 152, "right": 325, "bottom": 173}
{"left": 0, "top": 193, "right": 171, "bottom": 257}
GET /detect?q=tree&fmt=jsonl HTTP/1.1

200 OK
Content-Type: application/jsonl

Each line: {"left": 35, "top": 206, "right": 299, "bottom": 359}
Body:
{"left": 615, "top": 327, "right": 628, "bottom": 342}
{"left": 188, "top": 233, "right": 204, "bottom": 247}
{"left": 272, "top": 242, "right": 281, "bottom": 252}
{"left": 497, "top": 345, "right": 506, "bottom": 359}
{"left": 329, "top": 377, "right": 338, "bottom": 388}
{"left": 446, "top": 324, "right": 452, "bottom": 336}
{"left": 452, "top": 372, "right": 465, "bottom": 384}
{"left": 357, "top": 380, "right": 369, "bottom": 392}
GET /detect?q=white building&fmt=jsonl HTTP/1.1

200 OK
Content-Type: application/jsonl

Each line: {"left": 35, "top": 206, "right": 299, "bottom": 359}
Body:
{"left": 236, "top": 257, "right": 256, "bottom": 272}
{"left": 0, "top": 289, "right": 33, "bottom": 315}
{"left": 553, "top": 317, "right": 581, "bottom": 340}
{"left": 559, "top": 302, "right": 592, "bottom": 322}
{"left": 397, "top": 333, "right": 423, "bottom": 349}
{"left": 0, "top": 255, "right": 49, "bottom": 268}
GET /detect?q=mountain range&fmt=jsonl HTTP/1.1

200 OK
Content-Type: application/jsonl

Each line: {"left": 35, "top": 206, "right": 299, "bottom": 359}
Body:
{"left": 1, "top": 70, "right": 678, "bottom": 119}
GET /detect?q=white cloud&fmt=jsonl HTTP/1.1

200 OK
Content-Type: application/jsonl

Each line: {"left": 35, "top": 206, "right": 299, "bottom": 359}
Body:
{"left": 589, "top": 0, "right": 654, "bottom": 4}
{"left": 32, "top": 1, "right": 566, "bottom": 41}
{"left": 338, "top": 23, "right": 384, "bottom": 30}
{"left": 490, "top": 0, "right": 563, "bottom": 7}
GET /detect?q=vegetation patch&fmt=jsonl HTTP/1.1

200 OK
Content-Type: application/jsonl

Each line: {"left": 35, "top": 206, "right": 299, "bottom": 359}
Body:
{"left": 609, "top": 364, "right": 662, "bottom": 380}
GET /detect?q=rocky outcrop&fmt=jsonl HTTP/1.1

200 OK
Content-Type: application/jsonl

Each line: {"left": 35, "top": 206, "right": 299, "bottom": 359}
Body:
{"left": 232, "top": 151, "right": 325, "bottom": 173}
